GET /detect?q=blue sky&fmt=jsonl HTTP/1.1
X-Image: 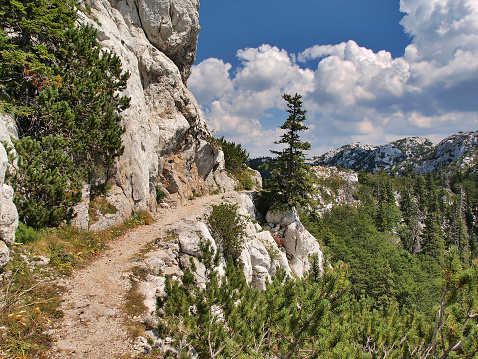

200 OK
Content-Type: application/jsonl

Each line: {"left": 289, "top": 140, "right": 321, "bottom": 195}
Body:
{"left": 188, "top": 0, "right": 478, "bottom": 158}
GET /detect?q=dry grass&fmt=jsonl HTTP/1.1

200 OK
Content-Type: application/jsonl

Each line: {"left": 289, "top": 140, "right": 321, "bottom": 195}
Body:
{"left": 124, "top": 282, "right": 147, "bottom": 317}
{"left": 0, "top": 216, "right": 147, "bottom": 357}
{"left": 0, "top": 257, "right": 63, "bottom": 358}
{"left": 135, "top": 210, "right": 154, "bottom": 225}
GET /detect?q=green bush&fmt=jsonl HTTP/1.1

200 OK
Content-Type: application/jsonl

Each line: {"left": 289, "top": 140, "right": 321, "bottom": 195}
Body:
{"left": 88, "top": 196, "right": 118, "bottom": 224}
{"left": 155, "top": 185, "right": 166, "bottom": 203}
{"left": 15, "top": 222, "right": 41, "bottom": 244}
{"left": 8, "top": 135, "right": 82, "bottom": 228}
{"left": 208, "top": 203, "right": 246, "bottom": 257}
{"left": 1, "top": 4, "right": 130, "bottom": 230}
{"left": 216, "top": 136, "right": 249, "bottom": 175}
{"left": 235, "top": 169, "right": 255, "bottom": 191}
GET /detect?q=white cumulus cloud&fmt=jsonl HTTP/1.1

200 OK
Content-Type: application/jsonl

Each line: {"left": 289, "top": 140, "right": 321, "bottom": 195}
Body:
{"left": 189, "top": 0, "right": 478, "bottom": 158}
{"left": 188, "top": 58, "right": 233, "bottom": 104}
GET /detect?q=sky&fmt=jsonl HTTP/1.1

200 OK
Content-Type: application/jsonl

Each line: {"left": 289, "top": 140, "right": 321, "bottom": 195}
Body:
{"left": 188, "top": 0, "right": 478, "bottom": 159}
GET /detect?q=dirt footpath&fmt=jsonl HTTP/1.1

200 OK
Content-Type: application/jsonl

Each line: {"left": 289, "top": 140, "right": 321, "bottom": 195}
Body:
{"left": 50, "top": 193, "right": 226, "bottom": 358}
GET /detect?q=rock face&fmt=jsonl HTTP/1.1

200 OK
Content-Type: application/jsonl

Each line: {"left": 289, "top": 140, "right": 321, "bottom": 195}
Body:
{"left": 265, "top": 209, "right": 323, "bottom": 278}
{"left": 396, "top": 131, "right": 478, "bottom": 173}
{"left": 135, "top": 0, "right": 200, "bottom": 83}
{"left": 0, "top": 114, "right": 19, "bottom": 268}
{"left": 78, "top": 0, "right": 230, "bottom": 225}
{"left": 135, "top": 192, "right": 324, "bottom": 321}
{"left": 311, "top": 166, "right": 359, "bottom": 216}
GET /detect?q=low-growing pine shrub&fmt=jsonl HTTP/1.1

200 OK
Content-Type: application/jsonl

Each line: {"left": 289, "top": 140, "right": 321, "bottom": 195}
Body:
{"left": 15, "top": 222, "right": 41, "bottom": 244}
{"left": 208, "top": 203, "right": 246, "bottom": 257}
{"left": 155, "top": 185, "right": 165, "bottom": 203}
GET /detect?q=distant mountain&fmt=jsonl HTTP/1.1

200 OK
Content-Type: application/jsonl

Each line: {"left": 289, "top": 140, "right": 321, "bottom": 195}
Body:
{"left": 310, "top": 131, "right": 478, "bottom": 173}
{"left": 396, "top": 131, "right": 478, "bottom": 173}
{"left": 310, "top": 137, "right": 433, "bottom": 173}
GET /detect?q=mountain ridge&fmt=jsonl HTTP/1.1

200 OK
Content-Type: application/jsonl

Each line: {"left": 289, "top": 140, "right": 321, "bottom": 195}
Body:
{"left": 310, "top": 131, "right": 478, "bottom": 173}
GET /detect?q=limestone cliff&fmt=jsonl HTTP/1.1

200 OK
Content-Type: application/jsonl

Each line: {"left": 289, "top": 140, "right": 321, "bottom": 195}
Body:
{"left": 77, "top": 0, "right": 233, "bottom": 228}
{"left": 0, "top": 114, "right": 19, "bottom": 267}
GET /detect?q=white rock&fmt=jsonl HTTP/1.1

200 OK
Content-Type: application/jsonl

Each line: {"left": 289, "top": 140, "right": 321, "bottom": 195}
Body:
{"left": 254, "top": 231, "right": 290, "bottom": 276}
{"left": 266, "top": 210, "right": 296, "bottom": 227}
{"left": 251, "top": 265, "right": 270, "bottom": 291}
{"left": 0, "top": 183, "right": 18, "bottom": 247}
{"left": 248, "top": 239, "right": 271, "bottom": 271}
{"left": 222, "top": 192, "right": 257, "bottom": 220}
{"left": 250, "top": 169, "right": 263, "bottom": 189}
{"left": 77, "top": 0, "right": 230, "bottom": 226}
{"left": 266, "top": 209, "right": 323, "bottom": 278}
{"left": 0, "top": 113, "right": 17, "bottom": 146}
{"left": 0, "top": 241, "right": 9, "bottom": 268}
{"left": 144, "top": 257, "right": 166, "bottom": 274}
{"left": 0, "top": 143, "right": 7, "bottom": 185}
{"left": 177, "top": 221, "right": 213, "bottom": 256}
{"left": 138, "top": 275, "right": 166, "bottom": 314}
{"left": 89, "top": 185, "right": 132, "bottom": 232}
{"left": 178, "top": 232, "right": 201, "bottom": 257}
{"left": 135, "top": 0, "right": 200, "bottom": 82}
{"left": 238, "top": 248, "right": 253, "bottom": 283}
{"left": 72, "top": 184, "right": 91, "bottom": 231}
{"left": 196, "top": 221, "right": 215, "bottom": 244}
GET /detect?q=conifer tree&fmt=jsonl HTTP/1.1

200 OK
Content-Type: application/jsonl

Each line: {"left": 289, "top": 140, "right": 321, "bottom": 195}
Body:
{"left": 1, "top": 1, "right": 130, "bottom": 227}
{"left": 448, "top": 195, "right": 471, "bottom": 263}
{"left": 0, "top": 0, "right": 76, "bottom": 112}
{"left": 8, "top": 135, "right": 82, "bottom": 228}
{"left": 399, "top": 189, "right": 423, "bottom": 254}
{"left": 266, "top": 93, "right": 315, "bottom": 209}
{"left": 422, "top": 211, "right": 446, "bottom": 262}
{"left": 35, "top": 24, "right": 130, "bottom": 175}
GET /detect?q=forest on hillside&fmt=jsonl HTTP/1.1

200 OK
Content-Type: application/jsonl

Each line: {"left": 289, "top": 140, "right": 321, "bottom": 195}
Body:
{"left": 150, "top": 166, "right": 478, "bottom": 359}
{"left": 153, "top": 95, "right": 478, "bottom": 358}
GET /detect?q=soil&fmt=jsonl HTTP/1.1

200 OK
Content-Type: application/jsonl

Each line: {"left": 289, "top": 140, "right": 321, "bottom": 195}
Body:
{"left": 50, "top": 193, "right": 227, "bottom": 358}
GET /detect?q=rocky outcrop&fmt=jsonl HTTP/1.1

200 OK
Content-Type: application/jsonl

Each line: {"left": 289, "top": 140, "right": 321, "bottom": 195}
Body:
{"left": 77, "top": 0, "right": 230, "bottom": 226}
{"left": 135, "top": 0, "right": 200, "bottom": 83}
{"left": 250, "top": 169, "right": 263, "bottom": 189}
{"left": 395, "top": 131, "right": 478, "bottom": 173}
{"left": 0, "top": 114, "right": 19, "bottom": 268}
{"left": 135, "top": 191, "right": 323, "bottom": 323}
{"left": 265, "top": 209, "right": 323, "bottom": 278}
{"left": 312, "top": 166, "right": 359, "bottom": 216}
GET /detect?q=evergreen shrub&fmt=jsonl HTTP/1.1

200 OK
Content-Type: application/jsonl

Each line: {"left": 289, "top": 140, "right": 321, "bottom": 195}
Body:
{"left": 216, "top": 136, "right": 249, "bottom": 175}
{"left": 155, "top": 185, "right": 165, "bottom": 203}
{"left": 1, "top": 4, "right": 130, "bottom": 229}
{"left": 208, "top": 203, "right": 246, "bottom": 257}
{"left": 15, "top": 222, "right": 41, "bottom": 244}
{"left": 8, "top": 135, "right": 82, "bottom": 228}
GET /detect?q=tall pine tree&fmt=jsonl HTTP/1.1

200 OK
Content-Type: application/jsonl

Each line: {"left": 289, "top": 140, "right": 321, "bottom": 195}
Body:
{"left": 266, "top": 93, "right": 315, "bottom": 209}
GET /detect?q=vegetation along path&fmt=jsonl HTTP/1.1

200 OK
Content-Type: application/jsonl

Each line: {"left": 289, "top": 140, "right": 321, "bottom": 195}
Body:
{"left": 50, "top": 193, "right": 227, "bottom": 358}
